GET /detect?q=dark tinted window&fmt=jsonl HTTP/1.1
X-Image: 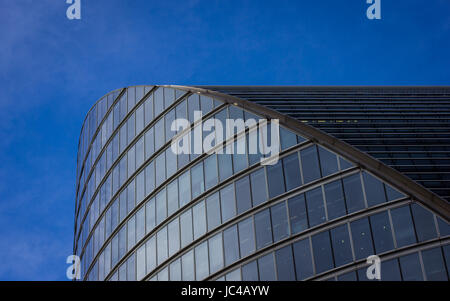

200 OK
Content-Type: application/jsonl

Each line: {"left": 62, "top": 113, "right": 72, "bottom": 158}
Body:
{"left": 318, "top": 146, "right": 338, "bottom": 177}
{"left": 350, "top": 218, "right": 374, "bottom": 260}
{"left": 267, "top": 160, "right": 286, "bottom": 199}
{"left": 324, "top": 180, "right": 346, "bottom": 220}
{"left": 255, "top": 209, "right": 273, "bottom": 250}
{"left": 271, "top": 202, "right": 289, "bottom": 242}
{"left": 223, "top": 225, "right": 240, "bottom": 265}
{"left": 242, "top": 261, "right": 258, "bottom": 281}
{"left": 330, "top": 224, "right": 353, "bottom": 267}
{"left": 306, "top": 187, "right": 326, "bottom": 227}
{"left": 391, "top": 205, "right": 416, "bottom": 248}
{"left": 411, "top": 203, "right": 437, "bottom": 242}
{"left": 422, "top": 247, "right": 448, "bottom": 281}
{"left": 293, "top": 238, "right": 314, "bottom": 280}
{"left": 312, "top": 231, "right": 334, "bottom": 274}
{"left": 300, "top": 146, "right": 321, "bottom": 183}
{"left": 235, "top": 176, "right": 252, "bottom": 214}
{"left": 343, "top": 174, "right": 365, "bottom": 213}
{"left": 282, "top": 153, "right": 302, "bottom": 191}
{"left": 258, "top": 253, "right": 276, "bottom": 281}
{"left": 399, "top": 253, "right": 423, "bottom": 281}
{"left": 288, "top": 194, "right": 308, "bottom": 234}
{"left": 275, "top": 246, "right": 296, "bottom": 281}
{"left": 362, "top": 172, "right": 386, "bottom": 206}
{"left": 370, "top": 211, "right": 394, "bottom": 253}
{"left": 250, "top": 168, "right": 267, "bottom": 206}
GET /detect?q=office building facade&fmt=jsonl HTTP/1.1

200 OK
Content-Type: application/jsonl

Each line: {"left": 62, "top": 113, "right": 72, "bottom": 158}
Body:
{"left": 74, "top": 86, "right": 450, "bottom": 281}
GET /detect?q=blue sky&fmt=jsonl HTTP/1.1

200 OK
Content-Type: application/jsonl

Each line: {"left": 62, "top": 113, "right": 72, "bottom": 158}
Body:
{"left": 0, "top": 0, "right": 449, "bottom": 281}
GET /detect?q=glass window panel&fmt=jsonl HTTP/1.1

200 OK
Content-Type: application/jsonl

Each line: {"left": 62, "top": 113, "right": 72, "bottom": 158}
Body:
{"left": 255, "top": 209, "right": 273, "bottom": 250}
{"left": 165, "top": 108, "right": 176, "bottom": 141}
{"left": 156, "top": 188, "right": 167, "bottom": 225}
{"left": 271, "top": 201, "right": 289, "bottom": 242}
{"left": 373, "top": 258, "right": 401, "bottom": 281}
{"left": 206, "top": 192, "right": 221, "bottom": 231}
{"left": 280, "top": 127, "right": 297, "bottom": 150}
{"left": 218, "top": 153, "right": 233, "bottom": 181}
{"left": 136, "top": 170, "right": 145, "bottom": 203}
{"left": 136, "top": 206, "right": 145, "bottom": 242}
{"left": 337, "top": 271, "right": 357, "bottom": 281}
{"left": 165, "top": 147, "right": 177, "bottom": 178}
{"left": 223, "top": 225, "right": 240, "bottom": 266}
{"left": 193, "top": 200, "right": 207, "bottom": 240}
{"left": 339, "top": 157, "right": 353, "bottom": 170}
{"left": 195, "top": 241, "right": 209, "bottom": 280}
{"left": 275, "top": 245, "right": 296, "bottom": 280}
{"left": 242, "top": 261, "right": 258, "bottom": 281}
{"left": 155, "top": 152, "right": 166, "bottom": 187}
{"left": 145, "top": 162, "right": 155, "bottom": 197}
{"left": 232, "top": 139, "right": 248, "bottom": 173}
{"left": 330, "top": 224, "right": 353, "bottom": 267}
{"left": 127, "top": 216, "right": 135, "bottom": 251}
{"left": 119, "top": 190, "right": 127, "bottom": 222}
{"left": 204, "top": 154, "right": 218, "bottom": 190}
{"left": 157, "top": 267, "right": 169, "bottom": 281}
{"left": 169, "top": 258, "right": 182, "bottom": 281}
{"left": 136, "top": 104, "right": 144, "bottom": 135}
{"left": 258, "top": 253, "right": 276, "bottom": 281}
{"left": 399, "top": 253, "right": 423, "bottom": 281}
{"left": 250, "top": 168, "right": 268, "bottom": 206}
{"left": 179, "top": 170, "right": 191, "bottom": 207}
{"left": 200, "top": 95, "right": 213, "bottom": 115}
{"left": 176, "top": 100, "right": 187, "bottom": 125}
{"left": 208, "top": 233, "right": 224, "bottom": 274}
{"left": 126, "top": 254, "right": 136, "bottom": 281}
{"left": 111, "top": 234, "right": 119, "bottom": 267}
{"left": 362, "top": 172, "right": 387, "bottom": 207}
{"left": 167, "top": 180, "right": 178, "bottom": 216}
{"left": 238, "top": 217, "right": 255, "bottom": 258}
{"left": 191, "top": 162, "right": 205, "bottom": 199}
{"left": 157, "top": 227, "right": 168, "bottom": 265}
{"left": 146, "top": 237, "right": 156, "bottom": 273}
{"left": 318, "top": 146, "right": 338, "bottom": 177}
{"left": 225, "top": 269, "right": 241, "bottom": 281}
{"left": 118, "top": 226, "right": 127, "bottom": 259}
{"left": 288, "top": 194, "right": 308, "bottom": 234}
{"left": 182, "top": 250, "right": 195, "bottom": 281}
{"left": 145, "top": 127, "right": 154, "bottom": 160}
{"left": 187, "top": 94, "right": 200, "bottom": 124}
{"left": 168, "top": 218, "right": 180, "bottom": 257}
{"left": 370, "top": 211, "right": 394, "bottom": 253}
{"left": 267, "top": 160, "right": 286, "bottom": 199}
{"left": 306, "top": 187, "right": 326, "bottom": 227}
{"left": 311, "top": 231, "right": 334, "bottom": 274}
{"left": 127, "top": 113, "right": 135, "bottom": 145}
{"left": 235, "top": 176, "right": 252, "bottom": 214}
{"left": 343, "top": 173, "right": 365, "bottom": 213}
{"left": 300, "top": 146, "right": 321, "bottom": 184}
{"left": 350, "top": 217, "right": 374, "bottom": 260}
{"left": 154, "top": 118, "right": 165, "bottom": 151}
{"left": 283, "top": 153, "right": 302, "bottom": 191}
{"left": 119, "top": 263, "right": 126, "bottom": 281}
{"left": 154, "top": 88, "right": 164, "bottom": 117}
{"left": 385, "top": 184, "right": 404, "bottom": 201}
{"left": 220, "top": 183, "right": 236, "bottom": 222}
{"left": 324, "top": 180, "right": 347, "bottom": 220}
{"left": 180, "top": 209, "right": 193, "bottom": 248}
{"left": 127, "top": 180, "right": 135, "bottom": 214}
{"left": 422, "top": 247, "right": 447, "bottom": 281}
{"left": 391, "top": 205, "right": 416, "bottom": 248}
{"left": 437, "top": 217, "right": 450, "bottom": 237}
{"left": 145, "top": 197, "right": 156, "bottom": 233}
{"left": 411, "top": 203, "right": 437, "bottom": 242}
{"left": 144, "top": 94, "right": 154, "bottom": 127}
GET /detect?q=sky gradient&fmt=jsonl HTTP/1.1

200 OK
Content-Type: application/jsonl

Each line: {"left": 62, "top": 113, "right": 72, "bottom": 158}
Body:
{"left": 0, "top": 0, "right": 449, "bottom": 280}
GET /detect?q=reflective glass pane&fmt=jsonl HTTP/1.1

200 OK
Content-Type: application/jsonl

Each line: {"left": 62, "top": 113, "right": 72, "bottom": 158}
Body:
{"left": 236, "top": 176, "right": 252, "bottom": 214}
{"left": 167, "top": 180, "right": 178, "bottom": 216}
{"left": 391, "top": 205, "right": 416, "bottom": 248}
{"left": 179, "top": 170, "right": 191, "bottom": 207}
{"left": 191, "top": 162, "right": 205, "bottom": 199}
{"left": 343, "top": 173, "right": 365, "bottom": 213}
{"left": 204, "top": 154, "right": 218, "bottom": 190}
{"left": 156, "top": 188, "right": 166, "bottom": 225}
{"left": 422, "top": 247, "right": 447, "bottom": 281}
{"left": 399, "top": 253, "right": 423, "bottom": 281}
{"left": 218, "top": 153, "right": 233, "bottom": 181}
{"left": 168, "top": 218, "right": 180, "bottom": 257}
{"left": 306, "top": 187, "right": 326, "bottom": 227}
{"left": 145, "top": 197, "right": 155, "bottom": 233}
{"left": 300, "top": 146, "right": 321, "bottom": 184}
{"left": 180, "top": 210, "right": 193, "bottom": 248}
{"left": 146, "top": 236, "right": 156, "bottom": 273}
{"left": 223, "top": 225, "right": 240, "bottom": 265}
{"left": 330, "top": 224, "right": 353, "bottom": 267}
{"left": 242, "top": 261, "right": 258, "bottom": 281}
{"left": 283, "top": 153, "right": 302, "bottom": 191}
{"left": 311, "top": 231, "right": 334, "bottom": 274}
{"left": 208, "top": 233, "right": 224, "bottom": 274}
{"left": 206, "top": 192, "right": 221, "bottom": 231}
{"left": 370, "top": 211, "right": 394, "bottom": 253}
{"left": 220, "top": 184, "right": 236, "bottom": 222}
{"left": 267, "top": 160, "right": 286, "bottom": 199}
{"left": 324, "top": 180, "right": 347, "bottom": 220}
{"left": 275, "top": 246, "right": 296, "bottom": 281}
{"left": 362, "top": 172, "right": 386, "bottom": 207}
{"left": 255, "top": 209, "right": 273, "bottom": 250}
{"left": 157, "top": 227, "right": 168, "bottom": 265}
{"left": 258, "top": 253, "right": 276, "bottom": 281}
{"left": 271, "top": 201, "right": 289, "bottom": 242}
{"left": 411, "top": 203, "right": 437, "bottom": 242}
{"left": 193, "top": 200, "right": 207, "bottom": 240}
{"left": 181, "top": 250, "right": 195, "bottom": 281}
{"left": 195, "top": 242, "right": 209, "bottom": 280}
{"left": 318, "top": 146, "right": 338, "bottom": 177}
{"left": 155, "top": 152, "right": 166, "bottom": 187}
{"left": 288, "top": 194, "right": 308, "bottom": 234}
{"left": 350, "top": 218, "right": 374, "bottom": 260}
{"left": 250, "top": 168, "right": 268, "bottom": 206}
{"left": 169, "top": 258, "right": 182, "bottom": 281}
{"left": 238, "top": 217, "right": 255, "bottom": 258}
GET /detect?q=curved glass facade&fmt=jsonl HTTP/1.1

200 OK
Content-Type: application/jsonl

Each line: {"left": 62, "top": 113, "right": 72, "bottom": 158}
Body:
{"left": 74, "top": 85, "right": 450, "bottom": 281}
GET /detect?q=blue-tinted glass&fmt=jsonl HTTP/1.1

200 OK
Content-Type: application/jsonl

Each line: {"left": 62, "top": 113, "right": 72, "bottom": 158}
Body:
{"left": 206, "top": 192, "right": 221, "bottom": 231}
{"left": 267, "top": 160, "right": 286, "bottom": 199}
{"left": 255, "top": 209, "right": 273, "bottom": 250}
{"left": 306, "top": 187, "right": 326, "bottom": 227}
{"left": 145, "top": 162, "right": 155, "bottom": 196}
{"left": 411, "top": 203, "right": 437, "bottom": 242}
{"left": 157, "top": 227, "right": 168, "bottom": 265}
{"left": 437, "top": 217, "right": 450, "bottom": 237}
{"left": 293, "top": 238, "right": 314, "bottom": 280}
{"left": 343, "top": 173, "right": 365, "bottom": 213}
{"left": 288, "top": 194, "right": 308, "bottom": 234}
{"left": 155, "top": 152, "right": 166, "bottom": 187}
{"left": 164, "top": 88, "right": 175, "bottom": 108}
{"left": 443, "top": 245, "right": 450, "bottom": 279}
{"left": 280, "top": 127, "right": 297, "bottom": 150}
{"left": 193, "top": 200, "right": 207, "bottom": 240}
{"left": 350, "top": 218, "right": 374, "bottom": 260}
{"left": 258, "top": 253, "right": 276, "bottom": 281}
{"left": 232, "top": 139, "right": 248, "bottom": 173}
{"left": 191, "top": 162, "right": 205, "bottom": 199}
{"left": 282, "top": 153, "right": 302, "bottom": 191}
{"left": 339, "top": 157, "right": 353, "bottom": 170}
{"left": 154, "top": 88, "right": 164, "bottom": 116}
{"left": 195, "top": 242, "right": 209, "bottom": 280}
{"left": 182, "top": 250, "right": 195, "bottom": 281}
{"left": 330, "top": 224, "right": 353, "bottom": 267}
{"left": 208, "top": 233, "right": 224, "bottom": 274}
{"left": 337, "top": 271, "right": 357, "bottom": 281}
{"left": 170, "top": 258, "right": 182, "bottom": 281}
{"left": 156, "top": 188, "right": 166, "bottom": 225}
{"left": 318, "top": 146, "right": 338, "bottom": 177}
{"left": 275, "top": 246, "right": 296, "bottom": 281}
{"left": 300, "top": 146, "right": 321, "bottom": 183}
{"left": 165, "top": 108, "right": 176, "bottom": 141}
{"left": 399, "top": 253, "right": 423, "bottom": 281}
{"left": 324, "top": 180, "right": 347, "bottom": 220}
{"left": 179, "top": 170, "right": 191, "bottom": 207}
{"left": 165, "top": 147, "right": 177, "bottom": 178}
{"left": 218, "top": 153, "right": 233, "bottom": 181}
{"left": 146, "top": 237, "right": 156, "bottom": 274}
{"left": 145, "top": 127, "right": 154, "bottom": 160}
{"left": 370, "top": 211, "right": 394, "bottom": 253}
{"left": 223, "top": 225, "right": 240, "bottom": 265}
{"left": 380, "top": 258, "right": 402, "bottom": 281}
{"left": 362, "top": 172, "right": 386, "bottom": 207}
{"left": 146, "top": 198, "right": 155, "bottom": 232}
{"left": 271, "top": 202, "right": 289, "bottom": 242}
{"left": 187, "top": 94, "right": 200, "bottom": 124}
{"left": 385, "top": 184, "right": 404, "bottom": 202}
{"left": 250, "top": 168, "right": 267, "bottom": 206}
{"left": 236, "top": 176, "right": 252, "bottom": 214}
{"left": 311, "top": 231, "right": 334, "bottom": 274}
{"left": 167, "top": 180, "right": 178, "bottom": 216}
{"left": 180, "top": 210, "right": 193, "bottom": 248}
{"left": 391, "top": 205, "right": 416, "bottom": 248}
{"left": 238, "top": 217, "right": 255, "bottom": 258}
{"left": 421, "top": 247, "right": 447, "bottom": 281}
{"left": 220, "top": 184, "right": 236, "bottom": 222}
{"left": 248, "top": 130, "right": 262, "bottom": 165}
{"left": 204, "top": 154, "right": 218, "bottom": 190}
{"left": 242, "top": 261, "right": 258, "bottom": 281}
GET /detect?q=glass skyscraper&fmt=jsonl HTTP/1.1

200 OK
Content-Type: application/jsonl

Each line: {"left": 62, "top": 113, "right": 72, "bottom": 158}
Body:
{"left": 74, "top": 86, "right": 450, "bottom": 281}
